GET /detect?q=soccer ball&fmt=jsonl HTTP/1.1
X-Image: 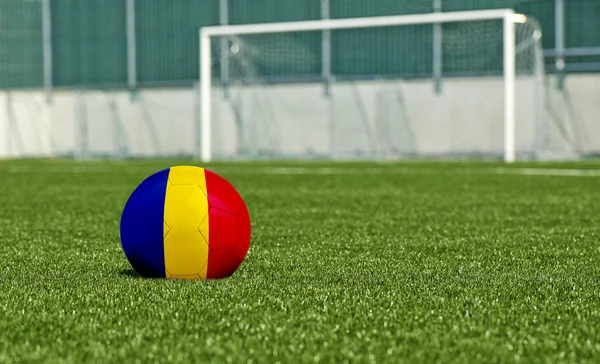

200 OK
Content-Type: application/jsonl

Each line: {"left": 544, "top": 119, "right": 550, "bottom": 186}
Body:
{"left": 119, "top": 166, "right": 251, "bottom": 280}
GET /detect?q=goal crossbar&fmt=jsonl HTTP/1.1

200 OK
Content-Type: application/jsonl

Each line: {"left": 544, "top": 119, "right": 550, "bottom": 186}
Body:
{"left": 199, "top": 9, "right": 521, "bottom": 162}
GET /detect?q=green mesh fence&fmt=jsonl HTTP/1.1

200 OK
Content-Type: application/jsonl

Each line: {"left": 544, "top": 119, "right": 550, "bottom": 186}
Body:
{"left": 332, "top": 0, "right": 433, "bottom": 18}
{"left": 0, "top": 0, "right": 598, "bottom": 89}
{"left": 52, "top": 0, "right": 127, "bottom": 87}
{"left": 0, "top": 0, "right": 43, "bottom": 89}
{"left": 565, "top": 0, "right": 600, "bottom": 67}
{"left": 136, "top": 0, "right": 219, "bottom": 85}
{"left": 329, "top": 0, "right": 431, "bottom": 78}
{"left": 229, "top": 0, "right": 320, "bottom": 24}
{"left": 223, "top": 0, "right": 322, "bottom": 80}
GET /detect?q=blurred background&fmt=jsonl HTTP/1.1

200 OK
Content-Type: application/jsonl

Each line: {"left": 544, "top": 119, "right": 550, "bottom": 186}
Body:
{"left": 0, "top": 0, "right": 598, "bottom": 161}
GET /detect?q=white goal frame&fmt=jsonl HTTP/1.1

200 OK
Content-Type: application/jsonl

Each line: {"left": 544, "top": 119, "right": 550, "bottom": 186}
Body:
{"left": 199, "top": 9, "right": 526, "bottom": 163}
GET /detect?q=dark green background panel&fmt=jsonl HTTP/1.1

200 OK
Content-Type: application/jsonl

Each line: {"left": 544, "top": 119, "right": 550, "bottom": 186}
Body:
{"left": 136, "top": 0, "right": 219, "bottom": 85}
{"left": 0, "top": 0, "right": 43, "bottom": 89}
{"left": 229, "top": 0, "right": 320, "bottom": 24}
{"left": 224, "top": 0, "right": 322, "bottom": 80}
{"left": 0, "top": 0, "right": 598, "bottom": 89}
{"left": 51, "top": 0, "right": 127, "bottom": 87}
{"left": 565, "top": 0, "right": 600, "bottom": 67}
{"left": 331, "top": 0, "right": 433, "bottom": 18}
{"left": 331, "top": 26, "right": 434, "bottom": 77}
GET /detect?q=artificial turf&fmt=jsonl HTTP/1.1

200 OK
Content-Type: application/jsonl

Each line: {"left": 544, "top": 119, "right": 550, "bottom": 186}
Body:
{"left": 0, "top": 159, "right": 599, "bottom": 363}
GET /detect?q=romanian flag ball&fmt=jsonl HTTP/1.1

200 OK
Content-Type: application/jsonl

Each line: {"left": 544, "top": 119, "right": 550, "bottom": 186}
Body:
{"left": 120, "top": 166, "right": 251, "bottom": 280}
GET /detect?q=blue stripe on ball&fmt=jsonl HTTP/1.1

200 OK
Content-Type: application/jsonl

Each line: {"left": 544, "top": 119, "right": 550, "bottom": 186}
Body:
{"left": 120, "top": 168, "right": 170, "bottom": 277}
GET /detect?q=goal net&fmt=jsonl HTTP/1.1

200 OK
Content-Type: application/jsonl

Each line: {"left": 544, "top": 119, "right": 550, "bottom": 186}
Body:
{"left": 199, "top": 10, "right": 580, "bottom": 162}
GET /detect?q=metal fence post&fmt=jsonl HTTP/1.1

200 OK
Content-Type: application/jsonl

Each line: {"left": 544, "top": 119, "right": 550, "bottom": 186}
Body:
{"left": 321, "top": 0, "right": 334, "bottom": 158}
{"left": 126, "top": 0, "right": 137, "bottom": 90}
{"left": 219, "top": 0, "right": 229, "bottom": 98}
{"left": 321, "top": 0, "right": 332, "bottom": 96}
{"left": 433, "top": 0, "right": 442, "bottom": 94}
{"left": 555, "top": 0, "right": 565, "bottom": 89}
{"left": 42, "top": 0, "right": 52, "bottom": 103}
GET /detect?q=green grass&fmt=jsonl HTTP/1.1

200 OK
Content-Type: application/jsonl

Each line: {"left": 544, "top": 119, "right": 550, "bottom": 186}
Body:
{"left": 1, "top": 159, "right": 599, "bottom": 363}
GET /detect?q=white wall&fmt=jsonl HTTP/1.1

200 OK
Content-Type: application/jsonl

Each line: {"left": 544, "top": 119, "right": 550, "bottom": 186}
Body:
{"left": 0, "top": 73, "right": 598, "bottom": 159}
{"left": 0, "top": 92, "right": 52, "bottom": 158}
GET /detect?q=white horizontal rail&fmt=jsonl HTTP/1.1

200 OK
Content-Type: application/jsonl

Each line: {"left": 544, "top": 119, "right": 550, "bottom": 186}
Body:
{"left": 202, "top": 9, "right": 515, "bottom": 37}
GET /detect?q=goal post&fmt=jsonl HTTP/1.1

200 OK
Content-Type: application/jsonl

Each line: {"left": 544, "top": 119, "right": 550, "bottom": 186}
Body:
{"left": 198, "top": 9, "right": 530, "bottom": 163}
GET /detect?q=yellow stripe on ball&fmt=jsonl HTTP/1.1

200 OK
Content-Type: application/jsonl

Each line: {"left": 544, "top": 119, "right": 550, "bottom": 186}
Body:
{"left": 163, "top": 166, "right": 210, "bottom": 280}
